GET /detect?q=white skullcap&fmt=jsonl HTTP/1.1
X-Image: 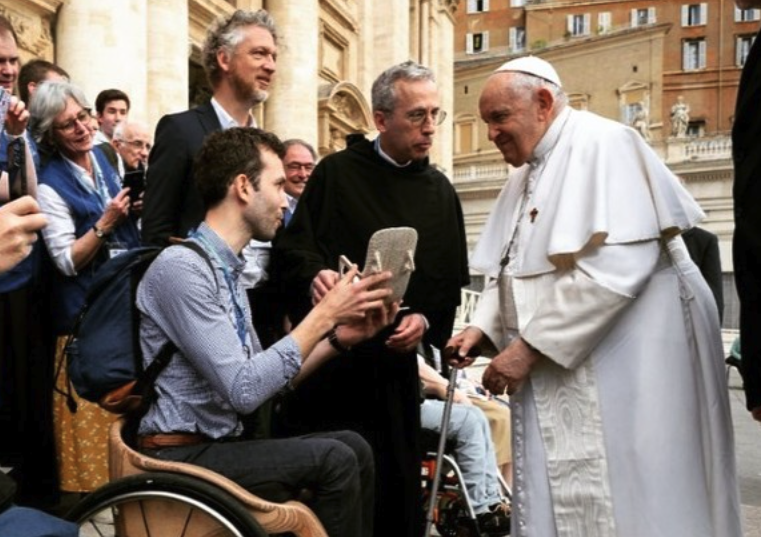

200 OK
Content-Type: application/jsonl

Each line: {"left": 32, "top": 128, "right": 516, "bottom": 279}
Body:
{"left": 494, "top": 56, "right": 562, "bottom": 88}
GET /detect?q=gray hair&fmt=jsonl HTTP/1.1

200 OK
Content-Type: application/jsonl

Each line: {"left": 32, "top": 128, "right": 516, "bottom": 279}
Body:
{"left": 509, "top": 72, "right": 568, "bottom": 108}
{"left": 202, "top": 9, "right": 277, "bottom": 87}
{"left": 283, "top": 138, "right": 317, "bottom": 161}
{"left": 371, "top": 60, "right": 436, "bottom": 114}
{"left": 29, "top": 80, "right": 91, "bottom": 146}
{"left": 113, "top": 120, "right": 151, "bottom": 142}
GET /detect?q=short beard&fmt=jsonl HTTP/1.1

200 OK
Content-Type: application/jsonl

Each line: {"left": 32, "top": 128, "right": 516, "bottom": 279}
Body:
{"left": 231, "top": 72, "right": 269, "bottom": 108}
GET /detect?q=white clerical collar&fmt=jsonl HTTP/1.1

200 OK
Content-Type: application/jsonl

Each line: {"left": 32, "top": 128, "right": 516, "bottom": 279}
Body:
{"left": 529, "top": 106, "right": 572, "bottom": 166}
{"left": 374, "top": 137, "right": 412, "bottom": 168}
{"left": 211, "top": 97, "right": 256, "bottom": 130}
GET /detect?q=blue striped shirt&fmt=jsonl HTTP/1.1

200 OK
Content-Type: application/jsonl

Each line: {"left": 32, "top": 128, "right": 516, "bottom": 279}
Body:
{"left": 136, "top": 222, "right": 302, "bottom": 438}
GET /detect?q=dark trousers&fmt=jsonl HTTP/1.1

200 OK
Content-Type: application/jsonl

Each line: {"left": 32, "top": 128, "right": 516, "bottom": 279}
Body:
{"left": 0, "top": 284, "right": 58, "bottom": 507}
{"left": 144, "top": 430, "right": 374, "bottom": 537}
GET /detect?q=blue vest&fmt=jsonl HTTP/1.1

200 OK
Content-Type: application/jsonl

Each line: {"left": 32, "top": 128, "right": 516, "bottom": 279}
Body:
{"left": 40, "top": 147, "right": 140, "bottom": 334}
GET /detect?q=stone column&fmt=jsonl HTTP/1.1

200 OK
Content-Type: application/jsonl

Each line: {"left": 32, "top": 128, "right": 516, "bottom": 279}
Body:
{"left": 56, "top": 0, "right": 148, "bottom": 122}
{"left": 146, "top": 0, "right": 189, "bottom": 128}
{"left": 373, "top": 0, "right": 411, "bottom": 77}
{"left": 435, "top": 3, "right": 455, "bottom": 177}
{"left": 262, "top": 0, "right": 319, "bottom": 143}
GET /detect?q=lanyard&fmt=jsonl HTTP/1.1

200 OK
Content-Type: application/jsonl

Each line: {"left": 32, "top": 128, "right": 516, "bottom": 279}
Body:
{"left": 191, "top": 232, "right": 250, "bottom": 350}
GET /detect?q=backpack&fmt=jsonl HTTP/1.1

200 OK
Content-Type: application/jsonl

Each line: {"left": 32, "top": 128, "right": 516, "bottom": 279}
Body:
{"left": 64, "top": 241, "right": 216, "bottom": 414}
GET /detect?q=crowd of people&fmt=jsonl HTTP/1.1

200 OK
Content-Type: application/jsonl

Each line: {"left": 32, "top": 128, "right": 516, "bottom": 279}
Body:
{"left": 0, "top": 1, "right": 759, "bottom": 536}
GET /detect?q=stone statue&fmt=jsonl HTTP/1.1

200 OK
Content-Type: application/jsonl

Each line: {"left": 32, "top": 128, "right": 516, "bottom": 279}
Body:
{"left": 670, "top": 96, "right": 690, "bottom": 138}
{"left": 631, "top": 102, "right": 651, "bottom": 142}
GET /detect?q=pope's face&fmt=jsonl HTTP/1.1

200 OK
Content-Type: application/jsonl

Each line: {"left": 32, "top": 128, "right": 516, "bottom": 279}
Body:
{"left": 479, "top": 73, "right": 553, "bottom": 167}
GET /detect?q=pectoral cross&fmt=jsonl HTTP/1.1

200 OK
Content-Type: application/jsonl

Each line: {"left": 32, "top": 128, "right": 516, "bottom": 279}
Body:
{"left": 529, "top": 208, "right": 539, "bottom": 223}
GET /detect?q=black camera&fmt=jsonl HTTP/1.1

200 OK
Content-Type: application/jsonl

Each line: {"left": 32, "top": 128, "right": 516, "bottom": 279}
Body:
{"left": 123, "top": 166, "right": 145, "bottom": 205}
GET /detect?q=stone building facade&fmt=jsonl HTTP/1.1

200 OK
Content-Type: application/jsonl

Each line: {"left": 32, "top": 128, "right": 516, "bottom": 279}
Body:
{"left": 2, "top": 0, "right": 459, "bottom": 172}
{"left": 453, "top": 0, "right": 759, "bottom": 327}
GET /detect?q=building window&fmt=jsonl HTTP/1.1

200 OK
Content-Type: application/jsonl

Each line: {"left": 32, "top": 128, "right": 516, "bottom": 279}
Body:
{"left": 567, "top": 13, "right": 591, "bottom": 37}
{"left": 510, "top": 27, "right": 526, "bottom": 52}
{"left": 598, "top": 12, "right": 612, "bottom": 34}
{"left": 466, "top": 32, "right": 489, "bottom": 54}
{"left": 687, "top": 120, "right": 705, "bottom": 138}
{"left": 735, "top": 7, "right": 761, "bottom": 22}
{"left": 455, "top": 117, "right": 477, "bottom": 154}
{"left": 683, "top": 38, "right": 707, "bottom": 70}
{"left": 737, "top": 35, "right": 756, "bottom": 66}
{"left": 682, "top": 3, "right": 708, "bottom": 27}
{"left": 631, "top": 7, "right": 657, "bottom": 27}
{"left": 467, "top": 0, "right": 489, "bottom": 14}
{"left": 510, "top": 0, "right": 526, "bottom": 6}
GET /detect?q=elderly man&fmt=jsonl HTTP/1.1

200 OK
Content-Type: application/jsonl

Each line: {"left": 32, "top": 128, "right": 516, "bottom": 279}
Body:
{"left": 448, "top": 57, "right": 742, "bottom": 537}
{"left": 112, "top": 121, "right": 152, "bottom": 174}
{"left": 732, "top": 0, "right": 761, "bottom": 424}
{"left": 273, "top": 60, "right": 470, "bottom": 537}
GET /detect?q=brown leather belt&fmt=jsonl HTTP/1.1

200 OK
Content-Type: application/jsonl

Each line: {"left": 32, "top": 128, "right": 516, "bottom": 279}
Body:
{"left": 137, "top": 433, "right": 209, "bottom": 450}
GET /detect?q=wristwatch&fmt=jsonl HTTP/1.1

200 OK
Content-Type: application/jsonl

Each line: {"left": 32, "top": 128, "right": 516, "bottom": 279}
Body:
{"left": 327, "top": 326, "right": 351, "bottom": 353}
{"left": 92, "top": 224, "right": 108, "bottom": 240}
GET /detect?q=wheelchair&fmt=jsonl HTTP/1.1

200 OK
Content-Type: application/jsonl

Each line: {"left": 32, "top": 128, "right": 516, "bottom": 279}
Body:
{"left": 66, "top": 417, "right": 328, "bottom": 536}
{"left": 420, "top": 431, "right": 511, "bottom": 537}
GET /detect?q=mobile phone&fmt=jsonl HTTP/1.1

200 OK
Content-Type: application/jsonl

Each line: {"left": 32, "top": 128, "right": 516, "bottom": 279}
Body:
{"left": 0, "top": 87, "right": 10, "bottom": 134}
{"left": 123, "top": 167, "right": 145, "bottom": 205}
{"left": 442, "top": 344, "right": 482, "bottom": 365}
{"left": 6, "top": 138, "right": 27, "bottom": 201}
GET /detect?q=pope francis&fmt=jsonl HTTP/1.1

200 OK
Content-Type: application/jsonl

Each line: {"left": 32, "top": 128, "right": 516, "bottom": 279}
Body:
{"left": 448, "top": 57, "right": 742, "bottom": 537}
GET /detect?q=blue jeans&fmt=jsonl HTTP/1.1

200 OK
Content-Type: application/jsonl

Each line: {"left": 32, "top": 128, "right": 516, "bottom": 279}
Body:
{"left": 0, "top": 506, "right": 78, "bottom": 537}
{"left": 144, "top": 430, "right": 374, "bottom": 537}
{"left": 421, "top": 399, "right": 503, "bottom": 514}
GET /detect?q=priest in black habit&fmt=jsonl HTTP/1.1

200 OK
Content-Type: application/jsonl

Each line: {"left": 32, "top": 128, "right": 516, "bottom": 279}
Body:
{"left": 271, "top": 61, "right": 470, "bottom": 536}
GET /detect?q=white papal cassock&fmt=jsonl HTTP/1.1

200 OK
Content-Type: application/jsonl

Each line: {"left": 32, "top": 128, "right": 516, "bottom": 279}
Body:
{"left": 470, "top": 107, "right": 742, "bottom": 537}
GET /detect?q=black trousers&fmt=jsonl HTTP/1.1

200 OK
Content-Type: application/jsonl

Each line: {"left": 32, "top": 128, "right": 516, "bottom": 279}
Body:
{"left": 143, "top": 430, "right": 374, "bottom": 537}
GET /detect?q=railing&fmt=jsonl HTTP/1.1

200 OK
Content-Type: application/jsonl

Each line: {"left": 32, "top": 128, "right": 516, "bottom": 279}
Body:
{"left": 453, "top": 163, "right": 510, "bottom": 183}
{"left": 454, "top": 289, "right": 482, "bottom": 331}
{"left": 660, "top": 135, "right": 733, "bottom": 164}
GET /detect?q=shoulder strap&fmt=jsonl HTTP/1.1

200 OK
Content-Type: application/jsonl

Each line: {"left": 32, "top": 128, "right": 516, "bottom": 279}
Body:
{"left": 136, "top": 240, "right": 220, "bottom": 402}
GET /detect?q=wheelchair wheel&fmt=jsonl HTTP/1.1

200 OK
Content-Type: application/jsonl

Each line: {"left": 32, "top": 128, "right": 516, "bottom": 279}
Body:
{"left": 66, "top": 472, "right": 269, "bottom": 537}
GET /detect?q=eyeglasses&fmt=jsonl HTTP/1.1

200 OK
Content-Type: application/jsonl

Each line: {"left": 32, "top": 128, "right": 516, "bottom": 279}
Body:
{"left": 405, "top": 109, "right": 447, "bottom": 127}
{"left": 53, "top": 109, "right": 91, "bottom": 133}
{"left": 121, "top": 139, "right": 152, "bottom": 151}
{"left": 285, "top": 163, "right": 315, "bottom": 173}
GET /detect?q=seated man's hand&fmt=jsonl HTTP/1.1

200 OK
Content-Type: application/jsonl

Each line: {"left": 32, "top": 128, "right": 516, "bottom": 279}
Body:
{"left": 336, "top": 301, "right": 401, "bottom": 348}
{"left": 311, "top": 269, "right": 340, "bottom": 304}
{"left": 444, "top": 326, "right": 484, "bottom": 369}
{"left": 317, "top": 266, "right": 393, "bottom": 324}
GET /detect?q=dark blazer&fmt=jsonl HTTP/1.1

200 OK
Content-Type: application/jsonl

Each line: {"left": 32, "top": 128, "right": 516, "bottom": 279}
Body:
{"left": 732, "top": 28, "right": 761, "bottom": 412}
{"left": 682, "top": 227, "right": 724, "bottom": 323}
{"left": 141, "top": 101, "right": 222, "bottom": 246}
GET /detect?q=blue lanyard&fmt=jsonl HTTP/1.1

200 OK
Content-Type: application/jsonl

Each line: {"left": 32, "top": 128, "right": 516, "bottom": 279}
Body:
{"left": 191, "top": 233, "right": 250, "bottom": 350}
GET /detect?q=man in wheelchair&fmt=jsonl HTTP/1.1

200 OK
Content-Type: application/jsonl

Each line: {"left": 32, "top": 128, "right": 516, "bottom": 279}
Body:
{"left": 135, "top": 127, "right": 398, "bottom": 537}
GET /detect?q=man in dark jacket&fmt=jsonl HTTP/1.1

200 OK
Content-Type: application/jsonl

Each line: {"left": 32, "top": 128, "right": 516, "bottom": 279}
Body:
{"left": 732, "top": 0, "right": 761, "bottom": 423}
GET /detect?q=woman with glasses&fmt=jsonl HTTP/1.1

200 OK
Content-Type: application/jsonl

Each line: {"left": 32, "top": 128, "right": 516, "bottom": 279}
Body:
{"left": 29, "top": 80, "right": 140, "bottom": 495}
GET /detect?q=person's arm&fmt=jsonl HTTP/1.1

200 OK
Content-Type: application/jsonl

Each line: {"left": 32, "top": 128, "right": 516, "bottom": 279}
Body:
{"left": 37, "top": 183, "right": 131, "bottom": 275}
{"left": 141, "top": 114, "right": 189, "bottom": 246}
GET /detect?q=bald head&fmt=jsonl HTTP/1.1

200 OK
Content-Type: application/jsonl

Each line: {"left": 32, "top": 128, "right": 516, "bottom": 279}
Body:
{"left": 113, "top": 121, "right": 153, "bottom": 170}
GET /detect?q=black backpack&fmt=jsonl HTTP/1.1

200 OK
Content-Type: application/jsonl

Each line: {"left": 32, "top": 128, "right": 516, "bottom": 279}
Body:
{"left": 64, "top": 241, "right": 215, "bottom": 414}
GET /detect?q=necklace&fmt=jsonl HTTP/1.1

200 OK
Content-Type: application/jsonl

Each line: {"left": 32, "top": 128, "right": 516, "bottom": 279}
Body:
{"left": 499, "top": 109, "right": 572, "bottom": 270}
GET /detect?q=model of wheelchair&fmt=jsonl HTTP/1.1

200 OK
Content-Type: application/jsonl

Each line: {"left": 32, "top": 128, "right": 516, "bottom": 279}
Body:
{"left": 66, "top": 417, "right": 327, "bottom": 536}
